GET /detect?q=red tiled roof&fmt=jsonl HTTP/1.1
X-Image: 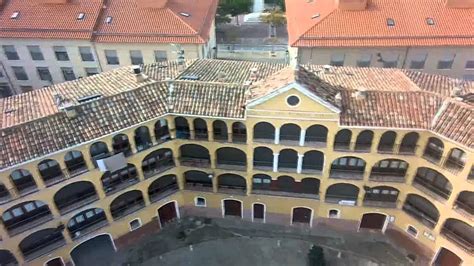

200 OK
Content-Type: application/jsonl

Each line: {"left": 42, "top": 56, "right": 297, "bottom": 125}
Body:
{"left": 286, "top": 0, "right": 474, "bottom": 47}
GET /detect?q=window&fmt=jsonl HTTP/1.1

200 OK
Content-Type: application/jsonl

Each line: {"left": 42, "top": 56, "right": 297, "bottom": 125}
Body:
{"left": 426, "top": 18, "right": 435, "bottom": 26}
{"left": 130, "top": 50, "right": 144, "bottom": 65}
{"left": 286, "top": 95, "right": 300, "bottom": 106}
{"left": 328, "top": 209, "right": 340, "bottom": 218}
{"left": 105, "top": 50, "right": 119, "bottom": 65}
{"left": 154, "top": 50, "right": 168, "bottom": 62}
{"left": 465, "top": 60, "right": 474, "bottom": 69}
{"left": 53, "top": 46, "right": 69, "bottom": 61}
{"left": 37, "top": 67, "right": 52, "bottom": 81}
{"left": 129, "top": 218, "right": 142, "bottom": 231}
{"left": 61, "top": 67, "right": 76, "bottom": 81}
{"left": 27, "top": 45, "right": 44, "bottom": 61}
{"left": 79, "top": 46, "right": 94, "bottom": 62}
{"left": 410, "top": 53, "right": 427, "bottom": 69}
{"left": 12, "top": 66, "right": 28, "bottom": 80}
{"left": 195, "top": 197, "right": 206, "bottom": 207}
{"left": 24, "top": 202, "right": 36, "bottom": 212}
{"left": 330, "top": 53, "right": 345, "bottom": 66}
{"left": 357, "top": 54, "right": 372, "bottom": 67}
{"left": 437, "top": 53, "right": 455, "bottom": 69}
{"left": 407, "top": 225, "right": 418, "bottom": 237}
{"left": 386, "top": 18, "right": 395, "bottom": 27}
{"left": 0, "top": 83, "right": 13, "bottom": 98}
{"left": 2, "top": 45, "right": 19, "bottom": 60}
{"left": 20, "top": 86, "right": 33, "bottom": 93}
{"left": 85, "top": 67, "right": 99, "bottom": 76}
{"left": 381, "top": 53, "right": 399, "bottom": 68}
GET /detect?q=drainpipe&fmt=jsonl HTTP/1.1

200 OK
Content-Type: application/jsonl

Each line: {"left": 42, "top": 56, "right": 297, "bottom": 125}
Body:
{"left": 91, "top": 42, "right": 104, "bottom": 73}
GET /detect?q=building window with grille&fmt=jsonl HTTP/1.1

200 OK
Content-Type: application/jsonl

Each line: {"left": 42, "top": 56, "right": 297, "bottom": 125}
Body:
{"left": 61, "top": 67, "right": 76, "bottom": 81}
{"left": 330, "top": 53, "right": 345, "bottom": 66}
{"left": 85, "top": 67, "right": 99, "bottom": 77}
{"left": 105, "top": 50, "right": 119, "bottom": 65}
{"left": 79, "top": 46, "right": 94, "bottom": 62}
{"left": 12, "top": 66, "right": 28, "bottom": 80}
{"left": 2, "top": 45, "right": 19, "bottom": 60}
{"left": 409, "top": 53, "right": 427, "bottom": 69}
{"left": 381, "top": 53, "right": 399, "bottom": 68}
{"left": 0, "top": 83, "right": 13, "bottom": 98}
{"left": 357, "top": 54, "right": 372, "bottom": 67}
{"left": 37, "top": 67, "right": 53, "bottom": 82}
{"left": 154, "top": 50, "right": 168, "bottom": 62}
{"left": 27, "top": 45, "right": 44, "bottom": 61}
{"left": 53, "top": 46, "right": 70, "bottom": 61}
{"left": 130, "top": 50, "right": 144, "bottom": 65}
{"left": 437, "top": 53, "right": 455, "bottom": 69}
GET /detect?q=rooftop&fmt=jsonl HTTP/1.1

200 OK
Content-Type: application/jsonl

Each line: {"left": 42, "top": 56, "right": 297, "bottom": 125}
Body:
{"left": 0, "top": 59, "right": 472, "bottom": 170}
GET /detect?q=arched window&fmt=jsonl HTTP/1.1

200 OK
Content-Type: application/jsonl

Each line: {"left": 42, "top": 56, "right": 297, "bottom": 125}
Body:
{"left": 399, "top": 132, "right": 419, "bottom": 154}
{"left": 445, "top": 148, "right": 467, "bottom": 171}
{"left": 216, "top": 147, "right": 247, "bottom": 170}
{"left": 213, "top": 120, "right": 228, "bottom": 141}
{"left": 54, "top": 181, "right": 98, "bottom": 214}
{"left": 90, "top": 141, "right": 109, "bottom": 166}
{"left": 175, "top": 117, "right": 190, "bottom": 139}
{"left": 302, "top": 151, "right": 324, "bottom": 173}
{"left": 64, "top": 150, "right": 87, "bottom": 175}
{"left": 184, "top": 170, "right": 212, "bottom": 189}
{"left": 441, "top": 219, "right": 473, "bottom": 251}
{"left": 279, "top": 123, "right": 301, "bottom": 144}
{"left": 377, "top": 131, "right": 397, "bottom": 153}
{"left": 354, "top": 130, "right": 373, "bottom": 152}
{"left": 0, "top": 184, "right": 9, "bottom": 202}
{"left": 413, "top": 167, "right": 452, "bottom": 200}
{"left": 0, "top": 250, "right": 17, "bottom": 265}
{"left": 142, "top": 149, "right": 174, "bottom": 178}
{"left": 325, "top": 183, "right": 359, "bottom": 205}
{"left": 370, "top": 159, "right": 408, "bottom": 182}
{"left": 110, "top": 190, "right": 145, "bottom": 220}
{"left": 252, "top": 174, "right": 272, "bottom": 191}
{"left": 2, "top": 200, "right": 52, "bottom": 236}
{"left": 67, "top": 208, "right": 107, "bottom": 239}
{"left": 278, "top": 149, "right": 298, "bottom": 171}
{"left": 330, "top": 157, "right": 366, "bottom": 180}
{"left": 112, "top": 134, "right": 132, "bottom": 156}
{"left": 253, "top": 147, "right": 273, "bottom": 170}
{"left": 10, "top": 169, "right": 37, "bottom": 195}
{"left": 101, "top": 164, "right": 139, "bottom": 195}
{"left": 218, "top": 174, "right": 246, "bottom": 193}
{"left": 334, "top": 129, "right": 352, "bottom": 150}
{"left": 134, "top": 126, "right": 152, "bottom": 151}
{"left": 276, "top": 175, "right": 296, "bottom": 193}
{"left": 38, "top": 159, "right": 64, "bottom": 186}
{"left": 300, "top": 178, "right": 320, "bottom": 195}
{"left": 454, "top": 191, "right": 473, "bottom": 216}
{"left": 179, "top": 144, "right": 210, "bottom": 167}
{"left": 403, "top": 194, "right": 440, "bottom": 228}
{"left": 253, "top": 122, "right": 275, "bottom": 142}
{"left": 423, "top": 137, "right": 444, "bottom": 163}
{"left": 19, "top": 228, "right": 65, "bottom": 260}
{"left": 154, "top": 119, "right": 170, "bottom": 142}
{"left": 305, "top": 125, "right": 328, "bottom": 146}
{"left": 148, "top": 174, "right": 178, "bottom": 202}
{"left": 193, "top": 118, "right": 208, "bottom": 140}
{"left": 232, "top": 122, "right": 247, "bottom": 143}
{"left": 363, "top": 186, "right": 399, "bottom": 208}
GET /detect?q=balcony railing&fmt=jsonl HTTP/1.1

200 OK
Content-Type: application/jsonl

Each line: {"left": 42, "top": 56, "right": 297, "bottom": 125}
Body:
{"left": 443, "top": 157, "right": 465, "bottom": 173}
{"left": 149, "top": 183, "right": 179, "bottom": 203}
{"left": 176, "top": 129, "right": 191, "bottom": 139}
{"left": 23, "top": 232, "right": 66, "bottom": 261}
{"left": 214, "top": 133, "right": 228, "bottom": 142}
{"left": 301, "top": 165, "right": 323, "bottom": 174}
{"left": 194, "top": 130, "right": 209, "bottom": 140}
{"left": 6, "top": 210, "right": 53, "bottom": 236}
{"left": 402, "top": 202, "right": 437, "bottom": 228}
{"left": 43, "top": 174, "right": 66, "bottom": 187}
{"left": 57, "top": 191, "right": 99, "bottom": 215}
{"left": 422, "top": 147, "right": 442, "bottom": 164}
{"left": 70, "top": 218, "right": 109, "bottom": 240}
{"left": 216, "top": 160, "right": 247, "bottom": 171}
{"left": 180, "top": 157, "right": 211, "bottom": 168}
{"left": 104, "top": 177, "right": 140, "bottom": 196}
{"left": 232, "top": 133, "right": 247, "bottom": 143}
{"left": 413, "top": 177, "right": 450, "bottom": 201}
{"left": 398, "top": 144, "right": 418, "bottom": 155}
{"left": 184, "top": 182, "right": 213, "bottom": 192}
{"left": 354, "top": 143, "right": 372, "bottom": 152}
{"left": 111, "top": 199, "right": 145, "bottom": 220}
{"left": 453, "top": 200, "right": 473, "bottom": 219}
{"left": 329, "top": 169, "right": 364, "bottom": 180}
{"left": 377, "top": 144, "right": 395, "bottom": 154}
{"left": 363, "top": 199, "right": 398, "bottom": 208}
{"left": 369, "top": 171, "right": 406, "bottom": 183}
{"left": 218, "top": 185, "right": 246, "bottom": 195}
{"left": 279, "top": 134, "right": 300, "bottom": 145}
{"left": 252, "top": 189, "right": 319, "bottom": 199}
{"left": 143, "top": 159, "right": 175, "bottom": 179}
{"left": 278, "top": 162, "right": 297, "bottom": 173}
{"left": 304, "top": 136, "right": 327, "bottom": 148}
{"left": 441, "top": 228, "right": 473, "bottom": 253}
{"left": 325, "top": 195, "right": 357, "bottom": 205}
{"left": 333, "top": 142, "right": 351, "bottom": 151}
{"left": 253, "top": 160, "right": 273, "bottom": 171}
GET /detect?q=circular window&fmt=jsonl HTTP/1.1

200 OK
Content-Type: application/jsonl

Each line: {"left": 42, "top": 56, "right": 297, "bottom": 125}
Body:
{"left": 286, "top": 95, "right": 300, "bottom": 106}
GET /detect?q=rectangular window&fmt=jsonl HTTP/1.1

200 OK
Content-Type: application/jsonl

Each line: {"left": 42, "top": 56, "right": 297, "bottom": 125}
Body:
{"left": 12, "top": 66, "right": 28, "bottom": 80}
{"left": 154, "top": 50, "right": 168, "bottom": 62}
{"left": 409, "top": 53, "right": 427, "bottom": 69}
{"left": 357, "top": 54, "right": 372, "bottom": 67}
{"left": 105, "top": 50, "right": 119, "bottom": 65}
{"left": 27, "top": 45, "right": 44, "bottom": 61}
{"left": 465, "top": 60, "right": 474, "bottom": 69}
{"left": 0, "top": 83, "right": 13, "bottom": 98}
{"left": 437, "top": 53, "right": 455, "bottom": 69}
{"left": 382, "top": 53, "right": 399, "bottom": 68}
{"left": 20, "top": 86, "right": 33, "bottom": 93}
{"left": 2, "top": 45, "right": 19, "bottom": 60}
{"left": 85, "top": 67, "right": 99, "bottom": 76}
{"left": 79, "top": 46, "right": 94, "bottom": 62}
{"left": 37, "top": 67, "right": 53, "bottom": 81}
{"left": 330, "top": 53, "right": 345, "bottom": 66}
{"left": 130, "top": 50, "right": 144, "bottom": 65}
{"left": 61, "top": 67, "right": 76, "bottom": 81}
{"left": 53, "top": 46, "right": 70, "bottom": 61}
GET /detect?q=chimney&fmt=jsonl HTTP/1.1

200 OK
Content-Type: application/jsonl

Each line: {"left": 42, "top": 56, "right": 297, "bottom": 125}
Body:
{"left": 53, "top": 93, "right": 77, "bottom": 118}
{"left": 132, "top": 65, "right": 149, "bottom": 83}
{"left": 37, "top": 0, "right": 69, "bottom": 4}
{"left": 445, "top": 0, "right": 474, "bottom": 8}
{"left": 335, "top": 92, "right": 342, "bottom": 106}
{"left": 337, "top": 0, "right": 368, "bottom": 10}
{"left": 451, "top": 87, "right": 463, "bottom": 97}
{"left": 353, "top": 87, "right": 368, "bottom": 100}
{"left": 135, "top": 0, "right": 168, "bottom": 9}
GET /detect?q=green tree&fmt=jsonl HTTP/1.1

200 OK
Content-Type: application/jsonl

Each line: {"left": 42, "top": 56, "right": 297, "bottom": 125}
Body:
{"left": 308, "top": 245, "right": 326, "bottom": 266}
{"left": 260, "top": 10, "right": 286, "bottom": 37}
{"left": 217, "top": 0, "right": 252, "bottom": 25}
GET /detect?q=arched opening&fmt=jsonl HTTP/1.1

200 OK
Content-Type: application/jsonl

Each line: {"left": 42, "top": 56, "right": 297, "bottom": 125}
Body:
{"left": 148, "top": 174, "right": 178, "bottom": 202}
{"left": 441, "top": 219, "right": 473, "bottom": 252}
{"left": 38, "top": 159, "right": 64, "bottom": 186}
{"left": 142, "top": 149, "right": 174, "bottom": 178}
{"left": 213, "top": 120, "right": 228, "bottom": 141}
{"left": 45, "top": 257, "right": 64, "bottom": 266}
{"left": 54, "top": 181, "right": 98, "bottom": 214}
{"left": 334, "top": 129, "right": 352, "bottom": 150}
{"left": 112, "top": 134, "right": 132, "bottom": 156}
{"left": 279, "top": 123, "right": 301, "bottom": 144}
{"left": 216, "top": 147, "right": 247, "bottom": 170}
{"left": 158, "top": 202, "right": 179, "bottom": 227}
{"left": 89, "top": 141, "right": 110, "bottom": 167}
{"left": 223, "top": 199, "right": 242, "bottom": 218}
{"left": 134, "top": 126, "right": 152, "bottom": 152}
{"left": 278, "top": 149, "right": 298, "bottom": 171}
{"left": 300, "top": 178, "right": 320, "bottom": 195}
{"left": 445, "top": 148, "right": 467, "bottom": 172}
{"left": 354, "top": 130, "right": 373, "bottom": 152}
{"left": 423, "top": 137, "right": 444, "bottom": 163}
{"left": 370, "top": 159, "right": 408, "bottom": 182}
{"left": 399, "top": 132, "right": 419, "bottom": 154}
{"left": 175, "top": 117, "right": 190, "bottom": 139}
{"left": 19, "top": 228, "right": 65, "bottom": 261}
{"left": 413, "top": 167, "right": 452, "bottom": 200}
{"left": 232, "top": 122, "right": 247, "bottom": 143}
{"left": 325, "top": 183, "right": 359, "bottom": 205}
{"left": 292, "top": 207, "right": 312, "bottom": 225}
{"left": 218, "top": 174, "right": 246, "bottom": 193}
{"left": 193, "top": 118, "right": 208, "bottom": 140}
{"left": 184, "top": 170, "right": 212, "bottom": 190}
{"left": 253, "top": 147, "right": 273, "bottom": 170}
{"left": 10, "top": 169, "right": 37, "bottom": 195}
{"left": 179, "top": 144, "right": 211, "bottom": 167}
{"left": 433, "top": 247, "right": 462, "bottom": 266}
{"left": 70, "top": 235, "right": 116, "bottom": 266}
{"left": 110, "top": 190, "right": 145, "bottom": 220}
{"left": 253, "top": 203, "right": 265, "bottom": 222}
{"left": 0, "top": 184, "right": 10, "bottom": 202}
{"left": 377, "top": 131, "right": 397, "bottom": 153}
{"left": 101, "top": 163, "right": 138, "bottom": 195}
{"left": 64, "top": 150, "right": 88, "bottom": 175}
{"left": 276, "top": 175, "right": 296, "bottom": 193}
{"left": 302, "top": 150, "right": 324, "bottom": 173}
{"left": 154, "top": 119, "right": 171, "bottom": 143}
{"left": 454, "top": 191, "right": 473, "bottom": 216}
{"left": 67, "top": 208, "right": 108, "bottom": 239}
{"left": 402, "top": 194, "right": 439, "bottom": 228}
{"left": 252, "top": 174, "right": 272, "bottom": 191}
{"left": 253, "top": 122, "right": 275, "bottom": 143}
{"left": 0, "top": 250, "right": 17, "bottom": 266}
{"left": 359, "top": 213, "right": 387, "bottom": 231}
{"left": 305, "top": 125, "right": 328, "bottom": 146}
{"left": 363, "top": 186, "right": 399, "bottom": 208}
{"left": 330, "top": 156, "right": 366, "bottom": 180}
{"left": 2, "top": 200, "right": 52, "bottom": 236}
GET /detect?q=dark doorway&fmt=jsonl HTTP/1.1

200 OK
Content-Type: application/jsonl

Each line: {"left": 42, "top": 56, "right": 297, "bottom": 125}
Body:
{"left": 292, "top": 207, "right": 312, "bottom": 225}
{"left": 223, "top": 200, "right": 242, "bottom": 218}
{"left": 359, "top": 213, "right": 386, "bottom": 230}
{"left": 253, "top": 203, "right": 264, "bottom": 220}
{"left": 46, "top": 257, "right": 64, "bottom": 266}
{"left": 158, "top": 202, "right": 178, "bottom": 227}
{"left": 70, "top": 235, "right": 116, "bottom": 266}
{"left": 433, "top": 248, "right": 462, "bottom": 266}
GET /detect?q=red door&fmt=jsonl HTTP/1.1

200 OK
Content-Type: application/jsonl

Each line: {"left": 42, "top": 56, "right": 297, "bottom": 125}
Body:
{"left": 360, "top": 213, "right": 386, "bottom": 230}
{"left": 292, "top": 207, "right": 311, "bottom": 224}
{"left": 253, "top": 204, "right": 264, "bottom": 220}
{"left": 158, "top": 202, "right": 177, "bottom": 226}
{"left": 224, "top": 200, "right": 242, "bottom": 217}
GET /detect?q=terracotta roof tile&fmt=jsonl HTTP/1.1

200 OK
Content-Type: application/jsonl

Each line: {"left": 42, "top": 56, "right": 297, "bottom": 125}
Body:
{"left": 431, "top": 101, "right": 473, "bottom": 147}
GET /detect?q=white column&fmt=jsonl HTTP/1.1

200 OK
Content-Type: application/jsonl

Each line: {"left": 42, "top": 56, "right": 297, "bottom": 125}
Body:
{"left": 273, "top": 153, "right": 279, "bottom": 172}
{"left": 274, "top": 127, "right": 280, "bottom": 144}
{"left": 299, "top": 129, "right": 306, "bottom": 146}
{"left": 297, "top": 154, "right": 304, "bottom": 174}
